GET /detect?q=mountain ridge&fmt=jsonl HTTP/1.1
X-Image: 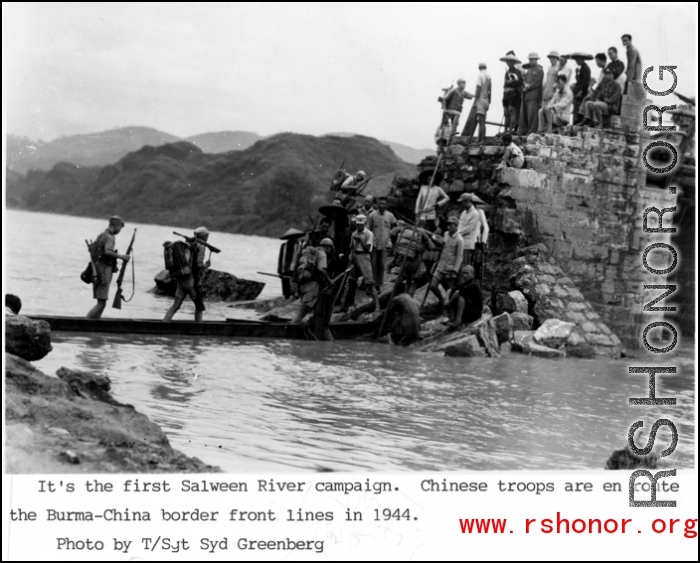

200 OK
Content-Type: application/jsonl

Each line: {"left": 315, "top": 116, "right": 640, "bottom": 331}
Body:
{"left": 7, "top": 133, "right": 418, "bottom": 237}
{"left": 7, "top": 126, "right": 432, "bottom": 173}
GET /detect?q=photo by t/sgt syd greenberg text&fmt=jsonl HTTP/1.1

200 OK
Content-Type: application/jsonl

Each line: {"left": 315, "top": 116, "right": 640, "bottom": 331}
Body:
{"left": 2, "top": 1, "right": 697, "bottom": 560}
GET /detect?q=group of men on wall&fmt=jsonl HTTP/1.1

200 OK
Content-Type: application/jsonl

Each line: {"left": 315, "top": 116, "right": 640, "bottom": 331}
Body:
{"left": 439, "top": 34, "right": 640, "bottom": 142}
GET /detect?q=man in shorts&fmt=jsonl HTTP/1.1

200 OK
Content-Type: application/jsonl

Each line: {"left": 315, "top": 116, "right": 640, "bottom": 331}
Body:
{"left": 87, "top": 215, "right": 131, "bottom": 319}
{"left": 341, "top": 214, "right": 380, "bottom": 313}
{"left": 163, "top": 226, "right": 211, "bottom": 323}
{"left": 291, "top": 238, "right": 332, "bottom": 325}
{"left": 428, "top": 217, "right": 464, "bottom": 308}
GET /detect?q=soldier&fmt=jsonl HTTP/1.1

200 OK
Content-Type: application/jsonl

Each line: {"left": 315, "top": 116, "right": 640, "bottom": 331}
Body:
{"left": 163, "top": 226, "right": 211, "bottom": 323}
{"left": 87, "top": 216, "right": 131, "bottom": 319}
{"left": 291, "top": 239, "right": 332, "bottom": 325}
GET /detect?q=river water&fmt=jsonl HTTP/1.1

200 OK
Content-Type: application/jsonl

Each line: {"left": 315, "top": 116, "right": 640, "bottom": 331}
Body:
{"left": 4, "top": 210, "right": 696, "bottom": 472}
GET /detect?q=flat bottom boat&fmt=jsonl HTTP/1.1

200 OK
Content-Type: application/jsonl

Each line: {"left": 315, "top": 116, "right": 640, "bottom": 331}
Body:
{"left": 30, "top": 315, "right": 376, "bottom": 340}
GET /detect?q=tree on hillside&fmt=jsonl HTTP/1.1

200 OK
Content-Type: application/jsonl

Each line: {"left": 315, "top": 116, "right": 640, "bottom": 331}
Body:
{"left": 254, "top": 167, "right": 316, "bottom": 227}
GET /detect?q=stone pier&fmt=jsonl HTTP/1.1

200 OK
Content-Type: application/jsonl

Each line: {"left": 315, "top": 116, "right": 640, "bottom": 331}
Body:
{"left": 389, "top": 117, "right": 680, "bottom": 352}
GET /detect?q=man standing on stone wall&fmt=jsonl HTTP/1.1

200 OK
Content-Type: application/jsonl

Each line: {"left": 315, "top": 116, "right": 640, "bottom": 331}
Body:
{"left": 467, "top": 64, "right": 491, "bottom": 145}
{"left": 367, "top": 196, "right": 397, "bottom": 291}
{"left": 570, "top": 54, "right": 592, "bottom": 125}
{"left": 621, "top": 34, "right": 642, "bottom": 95}
{"left": 442, "top": 79, "right": 474, "bottom": 138}
{"left": 557, "top": 55, "right": 573, "bottom": 88}
{"left": 542, "top": 51, "right": 561, "bottom": 109}
{"left": 500, "top": 53, "right": 523, "bottom": 134}
{"left": 517, "top": 53, "right": 544, "bottom": 135}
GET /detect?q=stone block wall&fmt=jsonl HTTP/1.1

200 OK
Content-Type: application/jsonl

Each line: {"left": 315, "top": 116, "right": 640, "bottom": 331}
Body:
{"left": 389, "top": 121, "right": 680, "bottom": 350}
{"left": 491, "top": 129, "right": 676, "bottom": 349}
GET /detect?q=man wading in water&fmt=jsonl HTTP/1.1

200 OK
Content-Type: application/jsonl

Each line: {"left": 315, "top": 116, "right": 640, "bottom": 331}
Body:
{"left": 163, "top": 226, "right": 211, "bottom": 323}
{"left": 87, "top": 216, "right": 131, "bottom": 319}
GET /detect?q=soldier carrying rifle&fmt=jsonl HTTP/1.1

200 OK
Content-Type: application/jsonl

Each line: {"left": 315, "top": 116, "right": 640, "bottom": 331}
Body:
{"left": 163, "top": 226, "right": 215, "bottom": 323}
{"left": 86, "top": 215, "right": 132, "bottom": 319}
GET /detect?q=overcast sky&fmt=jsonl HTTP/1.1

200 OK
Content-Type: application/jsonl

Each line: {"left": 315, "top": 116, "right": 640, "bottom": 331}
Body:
{"left": 2, "top": 2, "right": 697, "bottom": 148}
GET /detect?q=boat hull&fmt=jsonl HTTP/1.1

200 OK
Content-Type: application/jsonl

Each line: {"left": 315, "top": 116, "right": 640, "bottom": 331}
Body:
{"left": 29, "top": 315, "right": 375, "bottom": 340}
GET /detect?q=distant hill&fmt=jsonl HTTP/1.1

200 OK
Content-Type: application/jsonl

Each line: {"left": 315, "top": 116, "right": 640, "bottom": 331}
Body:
{"left": 323, "top": 132, "right": 433, "bottom": 164}
{"left": 184, "top": 131, "right": 262, "bottom": 153}
{"left": 6, "top": 125, "right": 432, "bottom": 174}
{"left": 6, "top": 127, "right": 181, "bottom": 173}
{"left": 383, "top": 141, "right": 435, "bottom": 165}
{"left": 7, "top": 133, "right": 416, "bottom": 237}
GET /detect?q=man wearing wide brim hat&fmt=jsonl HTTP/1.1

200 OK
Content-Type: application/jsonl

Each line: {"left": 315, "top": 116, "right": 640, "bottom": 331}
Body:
{"left": 517, "top": 52, "right": 544, "bottom": 135}
{"left": 415, "top": 169, "right": 449, "bottom": 232}
{"left": 279, "top": 227, "right": 305, "bottom": 240}
{"left": 500, "top": 52, "right": 524, "bottom": 134}
{"left": 542, "top": 51, "right": 561, "bottom": 109}
{"left": 568, "top": 53, "right": 592, "bottom": 124}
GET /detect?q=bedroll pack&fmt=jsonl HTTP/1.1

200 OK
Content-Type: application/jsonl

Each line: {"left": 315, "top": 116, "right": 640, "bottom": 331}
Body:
{"left": 331, "top": 169, "right": 350, "bottom": 191}
{"left": 296, "top": 246, "right": 319, "bottom": 281}
{"left": 394, "top": 228, "right": 423, "bottom": 260}
{"left": 89, "top": 231, "right": 118, "bottom": 271}
{"left": 164, "top": 240, "right": 193, "bottom": 278}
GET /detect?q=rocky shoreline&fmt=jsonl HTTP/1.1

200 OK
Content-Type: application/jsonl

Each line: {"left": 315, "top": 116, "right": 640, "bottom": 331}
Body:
{"left": 5, "top": 314, "right": 219, "bottom": 473}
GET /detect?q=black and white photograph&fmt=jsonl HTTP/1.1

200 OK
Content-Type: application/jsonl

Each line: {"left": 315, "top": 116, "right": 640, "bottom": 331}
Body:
{"left": 2, "top": 2, "right": 697, "bottom": 559}
{"left": 3, "top": 0, "right": 696, "bottom": 473}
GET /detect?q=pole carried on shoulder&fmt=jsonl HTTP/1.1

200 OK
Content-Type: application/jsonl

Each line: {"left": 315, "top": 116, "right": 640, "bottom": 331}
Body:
{"left": 173, "top": 231, "right": 221, "bottom": 254}
{"left": 112, "top": 229, "right": 137, "bottom": 310}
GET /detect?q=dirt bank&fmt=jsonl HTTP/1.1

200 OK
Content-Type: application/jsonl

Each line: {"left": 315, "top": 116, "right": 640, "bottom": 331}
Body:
{"left": 5, "top": 353, "right": 219, "bottom": 473}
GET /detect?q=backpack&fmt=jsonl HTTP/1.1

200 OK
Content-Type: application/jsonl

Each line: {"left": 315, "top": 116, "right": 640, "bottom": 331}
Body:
{"left": 296, "top": 246, "right": 319, "bottom": 281}
{"left": 331, "top": 169, "right": 351, "bottom": 191}
{"left": 164, "top": 240, "right": 193, "bottom": 279}
{"left": 89, "top": 231, "right": 118, "bottom": 270}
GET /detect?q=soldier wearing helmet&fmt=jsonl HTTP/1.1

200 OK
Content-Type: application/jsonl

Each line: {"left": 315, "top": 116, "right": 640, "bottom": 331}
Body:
{"left": 86, "top": 215, "right": 131, "bottom": 319}
{"left": 291, "top": 237, "right": 332, "bottom": 325}
{"left": 164, "top": 226, "right": 212, "bottom": 323}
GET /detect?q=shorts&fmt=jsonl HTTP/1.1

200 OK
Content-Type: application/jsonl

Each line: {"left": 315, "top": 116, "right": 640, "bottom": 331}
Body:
{"left": 299, "top": 280, "right": 320, "bottom": 308}
{"left": 476, "top": 99, "right": 490, "bottom": 115}
{"left": 433, "top": 268, "right": 457, "bottom": 288}
{"left": 175, "top": 276, "right": 206, "bottom": 311}
{"left": 400, "top": 255, "right": 426, "bottom": 281}
{"left": 92, "top": 265, "right": 113, "bottom": 300}
{"left": 349, "top": 253, "right": 375, "bottom": 286}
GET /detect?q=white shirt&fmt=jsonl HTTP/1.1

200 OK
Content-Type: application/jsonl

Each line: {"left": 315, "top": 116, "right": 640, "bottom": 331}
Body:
{"left": 415, "top": 185, "right": 449, "bottom": 221}
{"left": 458, "top": 206, "right": 480, "bottom": 250}
{"left": 557, "top": 65, "right": 574, "bottom": 87}
{"left": 477, "top": 208, "right": 489, "bottom": 245}
{"left": 476, "top": 70, "right": 491, "bottom": 102}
